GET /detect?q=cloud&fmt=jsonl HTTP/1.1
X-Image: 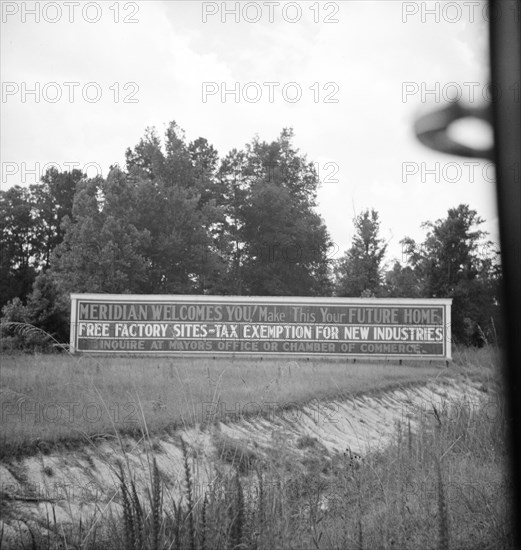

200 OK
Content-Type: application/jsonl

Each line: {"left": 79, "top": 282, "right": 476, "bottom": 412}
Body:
{"left": 1, "top": 0, "right": 499, "bottom": 263}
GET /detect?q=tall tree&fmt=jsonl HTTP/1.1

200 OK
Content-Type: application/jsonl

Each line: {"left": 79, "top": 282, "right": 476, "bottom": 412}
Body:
{"left": 218, "top": 129, "right": 334, "bottom": 296}
{"left": 126, "top": 122, "right": 227, "bottom": 294}
{"left": 214, "top": 149, "right": 249, "bottom": 294}
{"left": 0, "top": 167, "right": 82, "bottom": 310}
{"left": 125, "top": 126, "right": 164, "bottom": 180}
{"left": 51, "top": 169, "right": 150, "bottom": 294}
{"left": 401, "top": 204, "right": 501, "bottom": 344}
{"left": 25, "top": 270, "right": 70, "bottom": 342}
{"left": 31, "top": 167, "right": 83, "bottom": 268}
{"left": 0, "top": 186, "right": 40, "bottom": 309}
{"left": 383, "top": 261, "right": 422, "bottom": 297}
{"left": 335, "top": 209, "right": 387, "bottom": 297}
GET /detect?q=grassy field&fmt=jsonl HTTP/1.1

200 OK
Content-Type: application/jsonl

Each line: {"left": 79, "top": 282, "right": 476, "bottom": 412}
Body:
{"left": 0, "top": 352, "right": 449, "bottom": 458}
{"left": 1, "top": 346, "right": 511, "bottom": 549}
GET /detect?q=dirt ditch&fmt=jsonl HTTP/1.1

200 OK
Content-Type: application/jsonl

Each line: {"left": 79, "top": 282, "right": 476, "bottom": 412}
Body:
{"left": 0, "top": 377, "right": 488, "bottom": 547}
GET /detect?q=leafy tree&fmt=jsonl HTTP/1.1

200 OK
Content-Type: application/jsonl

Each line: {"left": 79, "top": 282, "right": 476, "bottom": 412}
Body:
{"left": 1, "top": 297, "right": 29, "bottom": 323}
{"left": 335, "top": 209, "right": 387, "bottom": 297}
{"left": 0, "top": 168, "right": 82, "bottom": 312}
{"left": 214, "top": 148, "right": 250, "bottom": 294}
{"left": 125, "top": 126, "right": 164, "bottom": 180}
{"left": 0, "top": 186, "right": 40, "bottom": 309}
{"left": 217, "top": 129, "right": 334, "bottom": 295}
{"left": 0, "top": 297, "right": 31, "bottom": 351}
{"left": 32, "top": 167, "right": 82, "bottom": 267}
{"left": 124, "top": 124, "right": 334, "bottom": 296}
{"left": 401, "top": 204, "right": 501, "bottom": 345}
{"left": 25, "top": 271, "right": 70, "bottom": 342}
{"left": 51, "top": 169, "right": 151, "bottom": 294}
{"left": 126, "top": 122, "right": 228, "bottom": 294}
{"left": 383, "top": 261, "right": 422, "bottom": 297}
{"left": 240, "top": 181, "right": 331, "bottom": 295}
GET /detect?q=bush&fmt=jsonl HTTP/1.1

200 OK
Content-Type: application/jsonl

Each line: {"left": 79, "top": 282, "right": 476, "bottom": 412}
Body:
{"left": 0, "top": 321, "right": 54, "bottom": 353}
{"left": 0, "top": 271, "right": 69, "bottom": 352}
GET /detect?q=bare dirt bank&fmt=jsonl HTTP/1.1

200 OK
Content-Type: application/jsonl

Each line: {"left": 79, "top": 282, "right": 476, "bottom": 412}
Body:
{"left": 0, "top": 375, "right": 490, "bottom": 547}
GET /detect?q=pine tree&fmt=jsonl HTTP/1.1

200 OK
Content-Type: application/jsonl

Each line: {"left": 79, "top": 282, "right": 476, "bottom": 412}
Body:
{"left": 335, "top": 209, "right": 387, "bottom": 297}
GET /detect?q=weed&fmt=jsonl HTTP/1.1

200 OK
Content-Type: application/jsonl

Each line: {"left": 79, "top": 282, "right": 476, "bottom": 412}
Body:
{"left": 0, "top": 346, "right": 512, "bottom": 549}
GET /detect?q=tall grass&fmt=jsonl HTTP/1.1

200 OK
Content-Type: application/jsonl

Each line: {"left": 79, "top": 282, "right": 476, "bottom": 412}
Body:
{"left": 0, "top": 344, "right": 511, "bottom": 549}
{"left": 4, "top": 347, "right": 511, "bottom": 549}
{"left": 0, "top": 352, "right": 444, "bottom": 458}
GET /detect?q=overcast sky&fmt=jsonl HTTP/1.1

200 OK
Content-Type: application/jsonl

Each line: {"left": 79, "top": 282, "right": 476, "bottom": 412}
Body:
{"left": 1, "top": 0, "right": 497, "bottom": 264}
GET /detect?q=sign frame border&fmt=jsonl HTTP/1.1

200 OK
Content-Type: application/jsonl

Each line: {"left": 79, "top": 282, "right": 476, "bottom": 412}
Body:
{"left": 70, "top": 293, "right": 452, "bottom": 360}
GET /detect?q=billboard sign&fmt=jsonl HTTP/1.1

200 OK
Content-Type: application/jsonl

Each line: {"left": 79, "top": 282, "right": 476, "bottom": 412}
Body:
{"left": 70, "top": 294, "right": 452, "bottom": 359}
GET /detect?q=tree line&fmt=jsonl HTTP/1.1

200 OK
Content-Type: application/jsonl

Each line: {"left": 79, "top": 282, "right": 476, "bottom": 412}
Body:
{"left": 0, "top": 121, "right": 502, "bottom": 348}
